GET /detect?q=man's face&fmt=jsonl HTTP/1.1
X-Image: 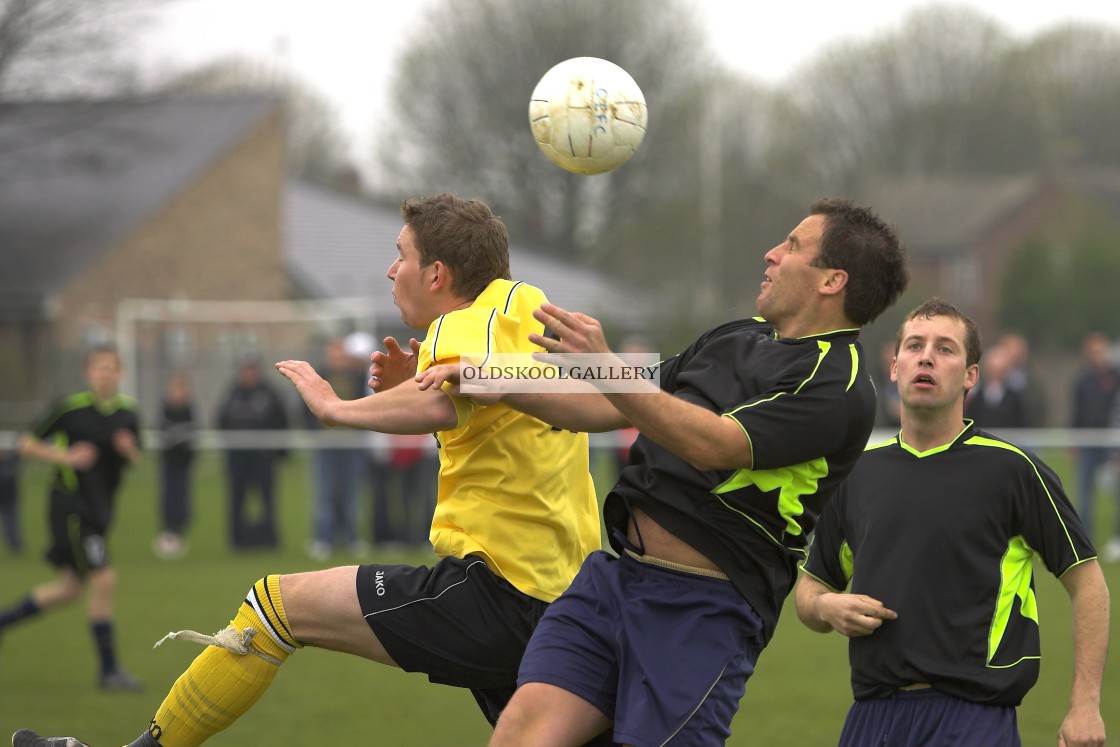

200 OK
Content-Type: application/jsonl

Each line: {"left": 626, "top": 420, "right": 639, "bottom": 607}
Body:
{"left": 239, "top": 363, "right": 261, "bottom": 387}
{"left": 1085, "top": 336, "right": 1110, "bottom": 369}
{"left": 85, "top": 351, "right": 122, "bottom": 400}
{"left": 166, "top": 377, "right": 190, "bottom": 405}
{"left": 325, "top": 340, "right": 351, "bottom": 371}
{"left": 756, "top": 214, "right": 829, "bottom": 329}
{"left": 892, "top": 315, "right": 978, "bottom": 414}
{"left": 387, "top": 225, "right": 437, "bottom": 330}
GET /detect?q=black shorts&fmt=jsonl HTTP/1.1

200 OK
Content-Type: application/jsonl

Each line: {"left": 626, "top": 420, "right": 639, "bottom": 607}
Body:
{"left": 46, "top": 500, "right": 111, "bottom": 577}
{"left": 356, "top": 555, "right": 548, "bottom": 726}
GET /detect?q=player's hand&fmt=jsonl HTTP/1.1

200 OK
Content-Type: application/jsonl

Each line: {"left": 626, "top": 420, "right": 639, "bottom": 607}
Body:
{"left": 112, "top": 429, "right": 141, "bottom": 463}
{"left": 276, "top": 360, "right": 341, "bottom": 425}
{"left": 370, "top": 337, "right": 420, "bottom": 392}
{"left": 66, "top": 441, "right": 98, "bottom": 470}
{"left": 1057, "top": 704, "right": 1106, "bottom": 747}
{"left": 416, "top": 362, "right": 461, "bottom": 394}
{"left": 816, "top": 593, "right": 897, "bottom": 637}
{"left": 530, "top": 303, "right": 609, "bottom": 355}
{"left": 416, "top": 363, "right": 502, "bottom": 406}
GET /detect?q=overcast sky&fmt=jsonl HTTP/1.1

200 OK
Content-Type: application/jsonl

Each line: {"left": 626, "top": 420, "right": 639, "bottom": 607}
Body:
{"left": 135, "top": 0, "right": 1120, "bottom": 169}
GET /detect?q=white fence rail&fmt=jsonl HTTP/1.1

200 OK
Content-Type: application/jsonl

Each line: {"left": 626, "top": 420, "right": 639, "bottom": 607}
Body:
{"left": 5, "top": 428, "right": 1120, "bottom": 452}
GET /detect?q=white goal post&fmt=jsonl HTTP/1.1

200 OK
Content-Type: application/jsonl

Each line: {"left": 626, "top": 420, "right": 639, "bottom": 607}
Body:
{"left": 115, "top": 296, "right": 382, "bottom": 441}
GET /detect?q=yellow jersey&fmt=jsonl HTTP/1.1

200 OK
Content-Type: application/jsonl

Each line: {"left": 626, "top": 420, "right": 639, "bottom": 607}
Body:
{"left": 417, "top": 279, "right": 601, "bottom": 602}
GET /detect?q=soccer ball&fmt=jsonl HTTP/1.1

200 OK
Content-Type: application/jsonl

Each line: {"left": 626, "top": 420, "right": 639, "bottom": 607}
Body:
{"left": 528, "top": 56, "right": 648, "bottom": 175}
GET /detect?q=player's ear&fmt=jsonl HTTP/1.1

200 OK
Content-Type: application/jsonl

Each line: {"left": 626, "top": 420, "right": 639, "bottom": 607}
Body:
{"left": 819, "top": 268, "right": 848, "bottom": 297}
{"left": 963, "top": 363, "right": 980, "bottom": 392}
{"left": 427, "top": 260, "right": 452, "bottom": 293}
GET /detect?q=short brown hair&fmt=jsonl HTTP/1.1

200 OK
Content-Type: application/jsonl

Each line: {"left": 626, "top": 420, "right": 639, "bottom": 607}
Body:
{"left": 896, "top": 297, "right": 983, "bottom": 368}
{"left": 400, "top": 194, "right": 511, "bottom": 299}
{"left": 82, "top": 343, "right": 121, "bottom": 369}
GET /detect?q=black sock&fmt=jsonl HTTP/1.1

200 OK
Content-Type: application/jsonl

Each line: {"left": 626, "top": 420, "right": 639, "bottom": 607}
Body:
{"left": 90, "top": 619, "right": 117, "bottom": 675}
{"left": 0, "top": 595, "right": 40, "bottom": 630}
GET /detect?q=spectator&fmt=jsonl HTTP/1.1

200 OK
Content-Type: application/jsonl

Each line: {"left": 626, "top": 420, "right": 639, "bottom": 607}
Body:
{"left": 216, "top": 354, "right": 290, "bottom": 550}
{"left": 964, "top": 343, "right": 1026, "bottom": 429}
{"left": 304, "top": 337, "right": 369, "bottom": 561}
{"left": 1069, "top": 331, "right": 1119, "bottom": 549}
{"left": 153, "top": 374, "right": 196, "bottom": 560}
{"left": 999, "top": 332, "right": 1045, "bottom": 426}
{"left": 366, "top": 436, "right": 396, "bottom": 547}
{"left": 1106, "top": 393, "right": 1120, "bottom": 562}
{"left": 875, "top": 339, "right": 901, "bottom": 429}
{"left": 341, "top": 332, "right": 424, "bottom": 554}
{"left": 372, "top": 434, "right": 439, "bottom": 549}
{"left": 362, "top": 334, "right": 441, "bottom": 551}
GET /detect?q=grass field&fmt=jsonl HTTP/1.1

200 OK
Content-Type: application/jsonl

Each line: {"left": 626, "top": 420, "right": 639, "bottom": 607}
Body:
{"left": 0, "top": 448, "right": 1117, "bottom": 746}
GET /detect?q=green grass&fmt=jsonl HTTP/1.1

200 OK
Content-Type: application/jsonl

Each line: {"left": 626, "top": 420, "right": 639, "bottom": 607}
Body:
{"left": 0, "top": 449, "right": 1117, "bottom": 746}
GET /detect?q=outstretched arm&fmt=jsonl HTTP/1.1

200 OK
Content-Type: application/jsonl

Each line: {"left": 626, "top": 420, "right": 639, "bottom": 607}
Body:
{"left": 531, "top": 303, "right": 751, "bottom": 471}
{"left": 1056, "top": 560, "right": 1109, "bottom": 747}
{"left": 795, "top": 573, "right": 897, "bottom": 637}
{"left": 417, "top": 362, "right": 631, "bottom": 433}
{"left": 277, "top": 359, "right": 457, "bottom": 434}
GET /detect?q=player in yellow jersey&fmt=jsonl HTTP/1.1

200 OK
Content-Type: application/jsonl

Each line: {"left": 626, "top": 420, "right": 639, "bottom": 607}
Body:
{"left": 13, "top": 194, "right": 604, "bottom": 747}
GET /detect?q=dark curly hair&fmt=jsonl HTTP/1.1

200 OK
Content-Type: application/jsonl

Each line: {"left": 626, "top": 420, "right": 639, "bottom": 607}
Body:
{"left": 810, "top": 198, "right": 909, "bottom": 326}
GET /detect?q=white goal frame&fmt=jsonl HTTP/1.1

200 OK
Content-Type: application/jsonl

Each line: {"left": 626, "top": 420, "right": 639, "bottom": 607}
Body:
{"left": 115, "top": 296, "right": 381, "bottom": 436}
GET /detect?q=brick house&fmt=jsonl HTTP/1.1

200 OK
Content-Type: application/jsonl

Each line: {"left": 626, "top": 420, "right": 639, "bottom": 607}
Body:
{"left": 857, "top": 170, "right": 1120, "bottom": 425}
{"left": 858, "top": 170, "right": 1120, "bottom": 339}
{"left": 0, "top": 95, "right": 287, "bottom": 424}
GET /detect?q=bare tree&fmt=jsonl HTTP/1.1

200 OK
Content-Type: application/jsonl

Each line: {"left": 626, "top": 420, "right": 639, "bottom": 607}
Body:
{"left": 375, "top": 0, "right": 717, "bottom": 263}
{"left": 770, "top": 5, "right": 1013, "bottom": 191}
{"left": 765, "top": 5, "right": 1120, "bottom": 192}
{"left": 0, "top": 0, "right": 159, "bottom": 98}
{"left": 1006, "top": 23, "right": 1120, "bottom": 165}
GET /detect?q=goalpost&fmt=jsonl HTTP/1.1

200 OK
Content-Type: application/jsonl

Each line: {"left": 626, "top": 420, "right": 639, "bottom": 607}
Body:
{"left": 115, "top": 297, "right": 384, "bottom": 450}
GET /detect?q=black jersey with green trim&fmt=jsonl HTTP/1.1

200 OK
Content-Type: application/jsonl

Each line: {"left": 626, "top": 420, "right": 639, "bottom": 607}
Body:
{"left": 29, "top": 391, "right": 141, "bottom": 529}
{"left": 606, "top": 317, "right": 875, "bottom": 643}
{"left": 803, "top": 421, "right": 1096, "bottom": 706}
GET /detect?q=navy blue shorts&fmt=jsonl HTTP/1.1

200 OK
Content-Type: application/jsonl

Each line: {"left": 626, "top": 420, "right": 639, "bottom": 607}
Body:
{"left": 517, "top": 550, "right": 766, "bottom": 747}
{"left": 839, "top": 689, "right": 1021, "bottom": 747}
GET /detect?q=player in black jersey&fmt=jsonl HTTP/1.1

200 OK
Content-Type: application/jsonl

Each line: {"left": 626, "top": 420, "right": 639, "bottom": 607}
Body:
{"left": 0, "top": 345, "right": 143, "bottom": 692}
{"left": 420, "top": 198, "right": 910, "bottom": 747}
{"left": 797, "top": 298, "right": 1109, "bottom": 747}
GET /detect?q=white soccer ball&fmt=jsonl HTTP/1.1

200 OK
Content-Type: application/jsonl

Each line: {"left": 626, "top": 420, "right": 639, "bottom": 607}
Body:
{"left": 528, "top": 56, "right": 648, "bottom": 175}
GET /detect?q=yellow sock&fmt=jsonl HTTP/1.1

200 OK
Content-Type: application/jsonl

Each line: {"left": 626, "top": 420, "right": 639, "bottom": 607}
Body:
{"left": 145, "top": 575, "right": 302, "bottom": 747}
